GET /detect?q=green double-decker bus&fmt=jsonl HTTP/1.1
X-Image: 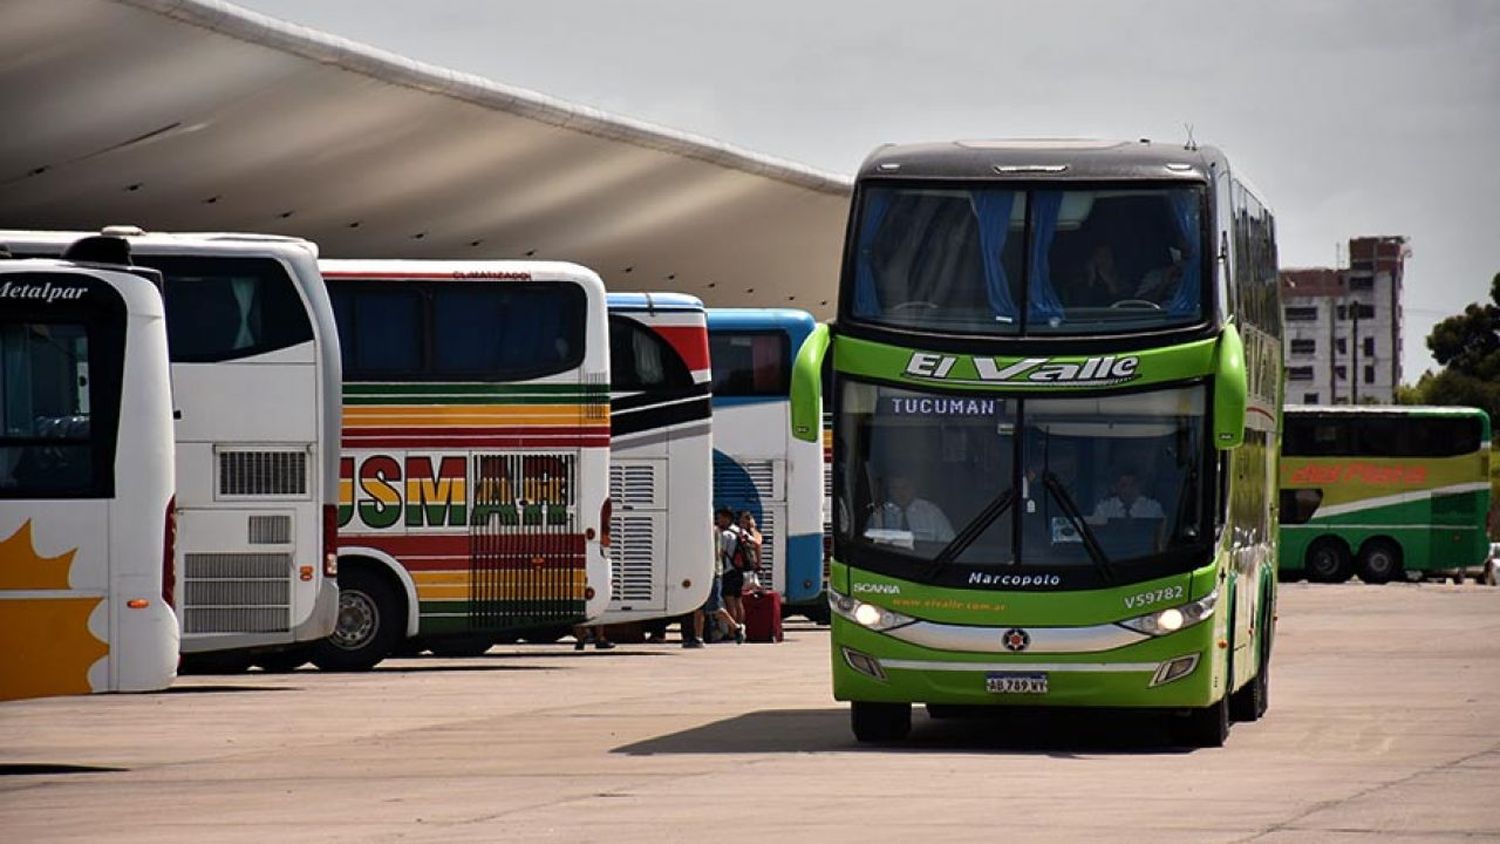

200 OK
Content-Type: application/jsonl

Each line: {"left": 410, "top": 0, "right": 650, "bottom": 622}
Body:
{"left": 791, "top": 140, "right": 1284, "bottom": 746}
{"left": 1280, "top": 405, "right": 1491, "bottom": 584}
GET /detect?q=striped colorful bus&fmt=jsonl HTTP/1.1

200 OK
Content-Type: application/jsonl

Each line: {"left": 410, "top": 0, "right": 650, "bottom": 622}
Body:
{"left": 315, "top": 260, "right": 611, "bottom": 668}
{"left": 1280, "top": 405, "right": 1492, "bottom": 583}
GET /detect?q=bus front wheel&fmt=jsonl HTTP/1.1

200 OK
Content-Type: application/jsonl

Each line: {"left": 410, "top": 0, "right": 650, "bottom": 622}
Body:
{"left": 1172, "top": 694, "right": 1229, "bottom": 748}
{"left": 1357, "top": 539, "right": 1402, "bottom": 585}
{"left": 1305, "top": 539, "right": 1352, "bottom": 583}
{"left": 311, "top": 567, "right": 402, "bottom": 672}
{"left": 851, "top": 702, "right": 911, "bottom": 743}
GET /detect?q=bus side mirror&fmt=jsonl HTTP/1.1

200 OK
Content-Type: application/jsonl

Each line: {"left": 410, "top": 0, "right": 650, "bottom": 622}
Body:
{"left": 790, "top": 323, "right": 830, "bottom": 443}
{"left": 1214, "top": 322, "right": 1247, "bottom": 450}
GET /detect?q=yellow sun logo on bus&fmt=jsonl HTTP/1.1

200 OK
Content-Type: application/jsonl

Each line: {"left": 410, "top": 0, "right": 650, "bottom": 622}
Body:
{"left": 0, "top": 519, "right": 77, "bottom": 590}
{"left": 0, "top": 520, "right": 109, "bottom": 701}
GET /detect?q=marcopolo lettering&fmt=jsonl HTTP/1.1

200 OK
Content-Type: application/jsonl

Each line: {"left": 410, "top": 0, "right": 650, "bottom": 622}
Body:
{"left": 968, "top": 571, "right": 1063, "bottom": 588}
{"left": 0, "top": 280, "right": 89, "bottom": 304}
{"left": 904, "top": 351, "right": 1141, "bottom": 387}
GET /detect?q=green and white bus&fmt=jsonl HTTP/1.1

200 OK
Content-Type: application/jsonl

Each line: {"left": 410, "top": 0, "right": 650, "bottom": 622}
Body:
{"left": 791, "top": 139, "right": 1284, "bottom": 746}
{"left": 1280, "top": 405, "right": 1491, "bottom": 584}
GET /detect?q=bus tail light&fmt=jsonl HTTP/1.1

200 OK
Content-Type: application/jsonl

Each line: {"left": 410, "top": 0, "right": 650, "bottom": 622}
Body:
{"left": 599, "top": 499, "right": 612, "bottom": 549}
{"left": 162, "top": 496, "right": 177, "bottom": 609}
{"left": 322, "top": 504, "right": 339, "bottom": 577}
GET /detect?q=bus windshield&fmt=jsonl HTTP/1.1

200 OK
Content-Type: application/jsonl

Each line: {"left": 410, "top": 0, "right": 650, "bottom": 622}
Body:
{"left": 848, "top": 185, "right": 1206, "bottom": 336}
{"left": 836, "top": 380, "right": 1209, "bottom": 573}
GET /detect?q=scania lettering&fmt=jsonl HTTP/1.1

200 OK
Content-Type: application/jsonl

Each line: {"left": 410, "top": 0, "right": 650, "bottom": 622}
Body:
{"left": 791, "top": 140, "right": 1283, "bottom": 746}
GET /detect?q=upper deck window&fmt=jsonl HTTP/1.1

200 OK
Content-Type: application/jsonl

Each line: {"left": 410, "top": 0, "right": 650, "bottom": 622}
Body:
{"left": 1283, "top": 413, "right": 1484, "bottom": 459}
{"left": 138, "top": 256, "right": 315, "bottom": 363}
{"left": 848, "top": 185, "right": 1206, "bottom": 337}
{"left": 709, "top": 331, "right": 790, "bottom": 397}
{"left": 609, "top": 315, "right": 694, "bottom": 391}
{"left": 328, "top": 280, "right": 586, "bottom": 382}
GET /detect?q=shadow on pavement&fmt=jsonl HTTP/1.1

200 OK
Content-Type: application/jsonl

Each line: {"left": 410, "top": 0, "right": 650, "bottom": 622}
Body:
{"left": 162, "top": 684, "right": 296, "bottom": 694}
{"left": 370, "top": 663, "right": 565, "bottom": 674}
{"left": 0, "top": 763, "right": 129, "bottom": 776}
{"left": 614, "top": 707, "right": 1192, "bottom": 756}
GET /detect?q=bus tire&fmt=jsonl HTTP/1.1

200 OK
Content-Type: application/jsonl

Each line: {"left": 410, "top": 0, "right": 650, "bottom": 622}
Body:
{"left": 1357, "top": 539, "right": 1402, "bottom": 585}
{"left": 1305, "top": 538, "right": 1352, "bottom": 583}
{"left": 851, "top": 701, "right": 911, "bottom": 742}
{"left": 310, "top": 567, "right": 402, "bottom": 672}
{"left": 1172, "top": 694, "right": 1230, "bottom": 748}
{"left": 1229, "top": 632, "right": 1270, "bottom": 722}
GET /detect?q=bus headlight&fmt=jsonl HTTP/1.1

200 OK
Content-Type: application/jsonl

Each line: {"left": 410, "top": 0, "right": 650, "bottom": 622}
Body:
{"left": 828, "top": 588, "right": 915, "bottom": 632}
{"left": 1118, "top": 588, "right": 1218, "bottom": 637}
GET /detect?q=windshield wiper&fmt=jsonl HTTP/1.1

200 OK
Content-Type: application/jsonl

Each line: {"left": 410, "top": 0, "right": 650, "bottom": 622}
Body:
{"left": 1042, "top": 472, "right": 1115, "bottom": 583}
{"left": 932, "top": 486, "right": 1016, "bottom": 568}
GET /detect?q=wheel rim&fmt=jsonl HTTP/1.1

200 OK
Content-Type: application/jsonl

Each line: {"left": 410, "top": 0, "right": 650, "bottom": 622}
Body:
{"left": 1310, "top": 548, "right": 1339, "bottom": 578}
{"left": 1366, "top": 549, "right": 1396, "bottom": 576}
{"left": 331, "top": 588, "right": 379, "bottom": 651}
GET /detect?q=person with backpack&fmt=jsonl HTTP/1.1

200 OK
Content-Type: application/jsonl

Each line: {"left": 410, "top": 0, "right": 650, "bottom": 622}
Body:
{"left": 737, "top": 509, "right": 764, "bottom": 593}
{"left": 715, "top": 507, "right": 748, "bottom": 644}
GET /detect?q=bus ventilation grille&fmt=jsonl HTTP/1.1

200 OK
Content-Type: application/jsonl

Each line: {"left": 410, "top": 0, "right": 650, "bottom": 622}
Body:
{"left": 219, "top": 450, "right": 308, "bottom": 497}
{"left": 247, "top": 515, "right": 292, "bottom": 545}
{"left": 610, "top": 514, "right": 658, "bottom": 603}
{"left": 182, "top": 553, "right": 292, "bottom": 634}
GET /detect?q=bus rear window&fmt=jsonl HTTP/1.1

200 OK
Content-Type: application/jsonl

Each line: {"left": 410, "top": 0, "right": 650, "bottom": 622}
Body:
{"left": 709, "top": 331, "right": 789, "bottom": 396}
{"left": 329, "top": 281, "right": 586, "bottom": 381}
{"left": 0, "top": 277, "right": 126, "bottom": 498}
{"left": 138, "top": 256, "right": 315, "bottom": 363}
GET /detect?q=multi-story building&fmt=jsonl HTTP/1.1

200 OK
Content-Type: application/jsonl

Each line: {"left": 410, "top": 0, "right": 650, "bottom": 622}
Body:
{"left": 1280, "top": 236, "right": 1408, "bottom": 405}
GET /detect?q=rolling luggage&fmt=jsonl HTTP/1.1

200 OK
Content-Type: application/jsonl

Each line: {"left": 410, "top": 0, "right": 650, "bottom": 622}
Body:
{"left": 743, "top": 590, "right": 783, "bottom": 643}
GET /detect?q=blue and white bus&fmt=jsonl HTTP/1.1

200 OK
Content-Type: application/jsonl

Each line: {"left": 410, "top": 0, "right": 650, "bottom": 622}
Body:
{"left": 706, "top": 309, "right": 825, "bottom": 611}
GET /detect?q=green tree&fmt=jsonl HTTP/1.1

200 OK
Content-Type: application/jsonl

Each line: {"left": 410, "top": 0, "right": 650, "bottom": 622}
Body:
{"left": 1404, "top": 273, "right": 1500, "bottom": 422}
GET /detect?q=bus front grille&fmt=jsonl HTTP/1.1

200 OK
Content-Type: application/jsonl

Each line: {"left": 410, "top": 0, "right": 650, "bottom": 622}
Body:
{"left": 181, "top": 552, "right": 293, "bottom": 634}
{"left": 468, "top": 453, "right": 585, "bottom": 630}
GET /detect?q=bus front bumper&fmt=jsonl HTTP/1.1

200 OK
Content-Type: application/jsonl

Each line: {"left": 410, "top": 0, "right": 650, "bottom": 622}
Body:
{"left": 830, "top": 615, "right": 1221, "bottom": 709}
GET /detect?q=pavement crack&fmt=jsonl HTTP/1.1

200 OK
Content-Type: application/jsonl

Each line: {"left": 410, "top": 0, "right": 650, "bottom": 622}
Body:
{"left": 1234, "top": 739, "right": 1500, "bottom": 841}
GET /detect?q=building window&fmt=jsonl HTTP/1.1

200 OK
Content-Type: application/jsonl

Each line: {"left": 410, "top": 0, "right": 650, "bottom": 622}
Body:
{"left": 1363, "top": 336, "right": 1375, "bottom": 357}
{"left": 1302, "top": 392, "right": 1320, "bottom": 404}
{"left": 1288, "top": 366, "right": 1315, "bottom": 382}
{"left": 1285, "top": 306, "right": 1318, "bottom": 322}
{"left": 1337, "top": 303, "right": 1376, "bottom": 320}
{"left": 1289, "top": 338, "right": 1316, "bottom": 355}
{"left": 1334, "top": 365, "right": 1347, "bottom": 381}
{"left": 1364, "top": 365, "right": 1375, "bottom": 384}
{"left": 1348, "top": 276, "right": 1374, "bottom": 291}
{"left": 1336, "top": 338, "right": 1347, "bottom": 355}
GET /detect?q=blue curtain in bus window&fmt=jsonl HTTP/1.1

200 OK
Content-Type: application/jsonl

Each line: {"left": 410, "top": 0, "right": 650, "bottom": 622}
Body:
{"left": 1166, "top": 191, "right": 1202, "bottom": 317}
{"left": 1027, "top": 191, "right": 1066, "bottom": 324}
{"left": 853, "top": 191, "right": 892, "bottom": 317}
{"left": 969, "top": 191, "right": 1019, "bottom": 324}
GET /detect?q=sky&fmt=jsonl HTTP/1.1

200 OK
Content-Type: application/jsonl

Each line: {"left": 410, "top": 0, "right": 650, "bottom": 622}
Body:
{"left": 237, "top": 0, "right": 1500, "bottom": 380}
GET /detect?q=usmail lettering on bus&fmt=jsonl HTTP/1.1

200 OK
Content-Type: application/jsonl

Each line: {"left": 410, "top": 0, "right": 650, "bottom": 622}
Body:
{"left": 904, "top": 352, "right": 1140, "bottom": 386}
{"left": 338, "top": 453, "right": 573, "bottom": 530}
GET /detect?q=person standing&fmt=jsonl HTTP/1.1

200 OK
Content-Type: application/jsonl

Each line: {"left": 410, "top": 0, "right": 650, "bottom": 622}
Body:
{"left": 716, "top": 507, "right": 748, "bottom": 644}
{"left": 688, "top": 521, "right": 738, "bottom": 647}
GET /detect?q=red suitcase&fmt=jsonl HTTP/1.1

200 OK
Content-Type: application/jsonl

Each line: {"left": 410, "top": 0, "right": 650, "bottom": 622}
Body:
{"left": 743, "top": 590, "right": 783, "bottom": 643}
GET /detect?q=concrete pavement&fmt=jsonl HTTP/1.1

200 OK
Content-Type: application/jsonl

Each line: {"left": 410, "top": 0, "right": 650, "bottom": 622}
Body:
{"left": 2, "top": 582, "right": 1498, "bottom": 842}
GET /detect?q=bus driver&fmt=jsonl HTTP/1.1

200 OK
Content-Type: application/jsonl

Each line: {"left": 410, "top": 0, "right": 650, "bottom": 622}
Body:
{"left": 869, "top": 471, "right": 956, "bottom": 543}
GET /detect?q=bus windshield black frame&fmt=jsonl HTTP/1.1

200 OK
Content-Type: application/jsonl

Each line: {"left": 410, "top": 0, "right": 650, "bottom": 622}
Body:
{"left": 839, "top": 180, "right": 1213, "bottom": 344}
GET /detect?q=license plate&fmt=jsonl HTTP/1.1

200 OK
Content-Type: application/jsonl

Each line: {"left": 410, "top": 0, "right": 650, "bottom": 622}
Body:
{"left": 985, "top": 672, "right": 1048, "bottom": 694}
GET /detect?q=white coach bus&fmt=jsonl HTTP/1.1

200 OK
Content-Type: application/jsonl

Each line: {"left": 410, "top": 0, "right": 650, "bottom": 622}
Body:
{"left": 1, "top": 242, "right": 179, "bottom": 699}
{"left": 0, "top": 229, "right": 342, "bottom": 670}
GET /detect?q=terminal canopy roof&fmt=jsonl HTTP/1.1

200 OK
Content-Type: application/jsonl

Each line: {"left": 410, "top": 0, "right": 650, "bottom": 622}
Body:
{"left": 0, "top": 0, "right": 851, "bottom": 316}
